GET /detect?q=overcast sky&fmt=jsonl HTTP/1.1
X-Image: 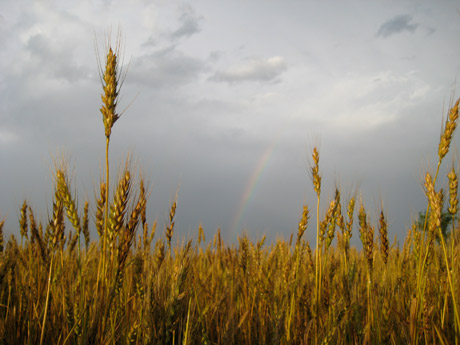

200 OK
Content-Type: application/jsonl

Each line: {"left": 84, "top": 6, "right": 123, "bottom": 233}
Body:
{"left": 1, "top": 0, "right": 460, "bottom": 247}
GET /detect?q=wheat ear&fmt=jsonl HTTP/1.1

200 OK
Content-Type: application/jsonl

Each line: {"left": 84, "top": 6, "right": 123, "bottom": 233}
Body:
{"left": 19, "top": 200, "right": 28, "bottom": 243}
{"left": 108, "top": 169, "right": 131, "bottom": 260}
{"left": 82, "top": 201, "right": 90, "bottom": 250}
{"left": 438, "top": 98, "right": 460, "bottom": 161}
{"left": 296, "top": 205, "right": 309, "bottom": 247}
{"left": 56, "top": 169, "right": 81, "bottom": 235}
{"left": 166, "top": 195, "right": 177, "bottom": 253}
{"left": 49, "top": 188, "right": 65, "bottom": 252}
{"left": 0, "top": 219, "right": 4, "bottom": 253}
{"left": 379, "top": 210, "right": 389, "bottom": 265}
{"left": 95, "top": 181, "right": 106, "bottom": 238}
{"left": 448, "top": 167, "right": 458, "bottom": 217}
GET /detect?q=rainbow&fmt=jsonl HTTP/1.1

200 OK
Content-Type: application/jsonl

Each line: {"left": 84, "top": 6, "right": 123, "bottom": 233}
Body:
{"left": 228, "top": 108, "right": 298, "bottom": 239}
{"left": 229, "top": 140, "right": 278, "bottom": 238}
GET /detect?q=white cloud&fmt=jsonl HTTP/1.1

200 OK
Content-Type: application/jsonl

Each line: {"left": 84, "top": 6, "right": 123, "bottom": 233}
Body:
{"left": 211, "top": 56, "right": 287, "bottom": 83}
{"left": 291, "top": 70, "right": 433, "bottom": 134}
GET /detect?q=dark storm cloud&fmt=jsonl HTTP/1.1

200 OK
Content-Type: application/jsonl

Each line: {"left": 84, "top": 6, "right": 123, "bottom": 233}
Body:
{"left": 211, "top": 56, "right": 287, "bottom": 83}
{"left": 376, "top": 14, "right": 419, "bottom": 38}
{"left": 2, "top": 0, "right": 460, "bottom": 246}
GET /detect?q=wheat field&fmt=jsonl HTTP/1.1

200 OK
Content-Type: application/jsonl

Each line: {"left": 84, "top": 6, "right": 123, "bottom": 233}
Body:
{"left": 0, "top": 42, "right": 459, "bottom": 345}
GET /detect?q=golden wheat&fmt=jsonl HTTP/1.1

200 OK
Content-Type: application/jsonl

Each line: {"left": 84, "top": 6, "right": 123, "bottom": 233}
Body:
{"left": 379, "top": 210, "right": 389, "bottom": 265}
{"left": 1, "top": 38, "right": 460, "bottom": 345}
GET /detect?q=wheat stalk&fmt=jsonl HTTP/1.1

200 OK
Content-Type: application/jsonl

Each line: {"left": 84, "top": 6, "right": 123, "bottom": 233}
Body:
{"left": 97, "top": 34, "right": 126, "bottom": 282}
{"left": 310, "top": 146, "right": 322, "bottom": 343}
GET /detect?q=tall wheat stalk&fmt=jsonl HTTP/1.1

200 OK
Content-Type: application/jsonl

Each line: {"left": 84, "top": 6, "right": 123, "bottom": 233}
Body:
{"left": 310, "top": 147, "right": 321, "bottom": 344}
{"left": 96, "top": 34, "right": 125, "bottom": 283}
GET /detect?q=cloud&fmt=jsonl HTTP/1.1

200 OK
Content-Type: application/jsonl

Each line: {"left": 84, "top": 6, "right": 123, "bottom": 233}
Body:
{"left": 128, "top": 46, "right": 206, "bottom": 88}
{"left": 0, "top": 128, "right": 18, "bottom": 146}
{"left": 24, "top": 33, "right": 91, "bottom": 83}
{"left": 171, "top": 5, "right": 202, "bottom": 40}
{"left": 211, "top": 56, "right": 287, "bottom": 83}
{"left": 376, "top": 14, "right": 419, "bottom": 38}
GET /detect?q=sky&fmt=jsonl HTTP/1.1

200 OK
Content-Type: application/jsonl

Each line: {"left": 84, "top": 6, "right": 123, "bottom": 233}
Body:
{"left": 1, "top": 0, "right": 460, "bottom": 247}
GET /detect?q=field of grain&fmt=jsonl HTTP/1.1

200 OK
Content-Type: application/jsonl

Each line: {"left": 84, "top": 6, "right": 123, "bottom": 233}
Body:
{"left": 0, "top": 42, "right": 459, "bottom": 345}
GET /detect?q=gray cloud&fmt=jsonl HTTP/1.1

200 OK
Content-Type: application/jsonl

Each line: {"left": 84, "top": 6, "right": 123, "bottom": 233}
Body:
{"left": 376, "top": 14, "right": 419, "bottom": 38}
{"left": 0, "top": 127, "right": 18, "bottom": 146}
{"left": 171, "top": 5, "right": 202, "bottom": 40}
{"left": 128, "top": 46, "right": 206, "bottom": 88}
{"left": 25, "top": 33, "right": 91, "bottom": 83}
{"left": 2, "top": 1, "right": 460, "bottom": 246}
{"left": 211, "top": 56, "right": 287, "bottom": 83}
